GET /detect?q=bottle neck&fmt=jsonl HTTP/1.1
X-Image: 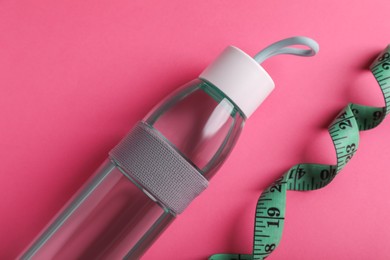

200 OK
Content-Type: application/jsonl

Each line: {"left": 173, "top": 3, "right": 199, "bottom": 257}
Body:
{"left": 144, "top": 79, "right": 245, "bottom": 180}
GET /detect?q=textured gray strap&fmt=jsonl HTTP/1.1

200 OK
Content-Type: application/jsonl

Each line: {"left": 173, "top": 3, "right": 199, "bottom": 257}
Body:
{"left": 109, "top": 121, "right": 208, "bottom": 214}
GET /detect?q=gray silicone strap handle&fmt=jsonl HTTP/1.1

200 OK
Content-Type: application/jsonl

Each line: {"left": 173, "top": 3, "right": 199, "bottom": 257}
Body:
{"left": 254, "top": 36, "right": 319, "bottom": 64}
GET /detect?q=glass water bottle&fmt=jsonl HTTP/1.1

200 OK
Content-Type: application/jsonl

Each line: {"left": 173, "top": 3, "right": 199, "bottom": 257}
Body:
{"left": 19, "top": 45, "right": 278, "bottom": 260}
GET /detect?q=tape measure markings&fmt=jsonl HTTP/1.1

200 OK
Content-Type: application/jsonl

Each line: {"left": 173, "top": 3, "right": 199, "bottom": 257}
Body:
{"left": 209, "top": 44, "right": 390, "bottom": 260}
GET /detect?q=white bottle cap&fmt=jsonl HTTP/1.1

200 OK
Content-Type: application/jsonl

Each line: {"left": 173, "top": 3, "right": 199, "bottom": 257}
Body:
{"left": 199, "top": 46, "right": 275, "bottom": 118}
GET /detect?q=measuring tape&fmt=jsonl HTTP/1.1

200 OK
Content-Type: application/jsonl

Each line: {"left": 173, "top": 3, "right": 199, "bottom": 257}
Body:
{"left": 209, "top": 45, "right": 390, "bottom": 260}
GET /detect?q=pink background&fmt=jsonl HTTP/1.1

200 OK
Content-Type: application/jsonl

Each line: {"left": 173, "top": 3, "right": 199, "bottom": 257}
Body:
{"left": 1, "top": 0, "right": 390, "bottom": 259}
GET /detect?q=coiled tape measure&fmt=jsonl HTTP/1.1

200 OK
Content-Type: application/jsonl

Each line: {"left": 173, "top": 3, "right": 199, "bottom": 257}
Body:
{"left": 210, "top": 44, "right": 390, "bottom": 260}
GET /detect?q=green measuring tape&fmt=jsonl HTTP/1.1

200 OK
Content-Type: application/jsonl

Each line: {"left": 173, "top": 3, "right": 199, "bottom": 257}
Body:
{"left": 209, "top": 44, "right": 390, "bottom": 260}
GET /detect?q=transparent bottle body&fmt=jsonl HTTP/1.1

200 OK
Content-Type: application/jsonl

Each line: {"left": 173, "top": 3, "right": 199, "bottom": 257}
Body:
{"left": 21, "top": 79, "right": 245, "bottom": 259}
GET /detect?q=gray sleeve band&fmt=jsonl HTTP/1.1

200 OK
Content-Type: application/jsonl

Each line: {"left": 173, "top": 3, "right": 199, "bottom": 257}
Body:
{"left": 109, "top": 121, "right": 209, "bottom": 214}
